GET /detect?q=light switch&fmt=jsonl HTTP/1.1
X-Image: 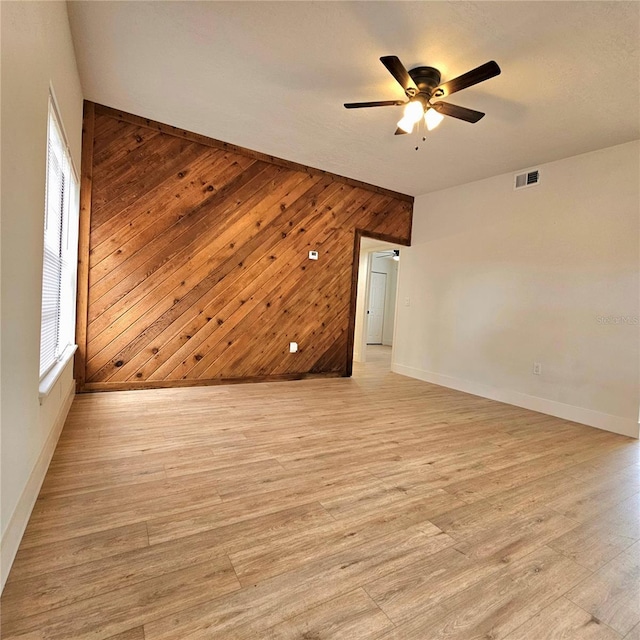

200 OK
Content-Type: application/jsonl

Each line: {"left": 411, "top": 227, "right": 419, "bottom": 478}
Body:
{"left": 289, "top": 342, "right": 298, "bottom": 353}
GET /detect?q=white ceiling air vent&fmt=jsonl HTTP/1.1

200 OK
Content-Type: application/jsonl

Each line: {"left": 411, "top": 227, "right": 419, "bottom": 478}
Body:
{"left": 514, "top": 169, "right": 540, "bottom": 190}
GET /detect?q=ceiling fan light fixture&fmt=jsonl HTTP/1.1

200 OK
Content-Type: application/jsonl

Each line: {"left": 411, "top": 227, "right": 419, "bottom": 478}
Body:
{"left": 403, "top": 99, "right": 425, "bottom": 123}
{"left": 396, "top": 115, "right": 415, "bottom": 134}
{"left": 425, "top": 107, "right": 444, "bottom": 130}
{"left": 397, "top": 99, "right": 425, "bottom": 134}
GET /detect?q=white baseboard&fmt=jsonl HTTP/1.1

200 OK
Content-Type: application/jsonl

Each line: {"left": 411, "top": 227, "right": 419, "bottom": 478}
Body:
{"left": 391, "top": 363, "right": 639, "bottom": 439}
{"left": 1, "top": 379, "right": 75, "bottom": 592}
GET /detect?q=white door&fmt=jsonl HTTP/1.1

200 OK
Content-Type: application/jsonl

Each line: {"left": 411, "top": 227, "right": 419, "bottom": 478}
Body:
{"left": 367, "top": 271, "right": 386, "bottom": 344}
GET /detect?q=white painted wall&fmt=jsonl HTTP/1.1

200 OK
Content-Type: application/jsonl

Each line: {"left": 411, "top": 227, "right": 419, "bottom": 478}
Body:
{"left": 1, "top": 1, "right": 83, "bottom": 589}
{"left": 370, "top": 253, "right": 398, "bottom": 346}
{"left": 394, "top": 141, "right": 640, "bottom": 438}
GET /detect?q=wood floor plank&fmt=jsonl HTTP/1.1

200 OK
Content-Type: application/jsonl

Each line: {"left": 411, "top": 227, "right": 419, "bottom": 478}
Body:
{"left": 443, "top": 452, "right": 586, "bottom": 504}
{"left": 22, "top": 472, "right": 223, "bottom": 547}
{"left": 1, "top": 555, "right": 240, "bottom": 640}
{"left": 375, "top": 546, "right": 590, "bottom": 640}
{"left": 566, "top": 540, "right": 640, "bottom": 636}
{"left": 429, "top": 496, "right": 541, "bottom": 542}
{"left": 452, "top": 507, "right": 576, "bottom": 564}
{"left": 229, "top": 494, "right": 459, "bottom": 586}
{"left": 12, "top": 499, "right": 329, "bottom": 602}
{"left": 502, "top": 598, "right": 622, "bottom": 640}
{"left": 548, "top": 493, "right": 639, "bottom": 571}
{"left": 105, "top": 629, "right": 146, "bottom": 640}
{"left": 6, "top": 522, "right": 149, "bottom": 581}
{"left": 546, "top": 471, "right": 640, "bottom": 523}
{"left": 556, "top": 449, "right": 639, "bottom": 479}
{"left": 364, "top": 546, "right": 493, "bottom": 626}
{"left": 320, "top": 484, "right": 455, "bottom": 523}
{"left": 39, "top": 455, "right": 167, "bottom": 497}
{"left": 2, "top": 528, "right": 241, "bottom": 623}
{"left": 263, "top": 588, "right": 393, "bottom": 640}
{"left": 625, "top": 623, "right": 640, "bottom": 640}
{"left": 144, "top": 523, "right": 451, "bottom": 640}
{"left": 145, "top": 469, "right": 381, "bottom": 545}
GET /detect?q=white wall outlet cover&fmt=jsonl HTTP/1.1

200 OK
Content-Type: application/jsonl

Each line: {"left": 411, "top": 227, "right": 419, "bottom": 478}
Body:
{"left": 289, "top": 342, "right": 298, "bottom": 353}
{"left": 308, "top": 251, "right": 318, "bottom": 260}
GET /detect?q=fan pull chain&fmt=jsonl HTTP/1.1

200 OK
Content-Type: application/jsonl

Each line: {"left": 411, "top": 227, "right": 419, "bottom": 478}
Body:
{"left": 415, "top": 118, "right": 427, "bottom": 151}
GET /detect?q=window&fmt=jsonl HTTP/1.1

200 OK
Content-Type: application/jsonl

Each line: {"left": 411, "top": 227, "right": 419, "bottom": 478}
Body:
{"left": 39, "top": 97, "right": 79, "bottom": 386}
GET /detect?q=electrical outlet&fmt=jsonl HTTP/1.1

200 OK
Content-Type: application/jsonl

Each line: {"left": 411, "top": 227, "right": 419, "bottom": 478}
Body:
{"left": 308, "top": 251, "right": 318, "bottom": 260}
{"left": 533, "top": 362, "right": 542, "bottom": 375}
{"left": 404, "top": 297, "right": 411, "bottom": 307}
{"left": 289, "top": 342, "right": 298, "bottom": 353}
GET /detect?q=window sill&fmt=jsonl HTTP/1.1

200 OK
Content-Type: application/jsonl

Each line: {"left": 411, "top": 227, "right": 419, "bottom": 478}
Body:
{"left": 39, "top": 344, "right": 77, "bottom": 403}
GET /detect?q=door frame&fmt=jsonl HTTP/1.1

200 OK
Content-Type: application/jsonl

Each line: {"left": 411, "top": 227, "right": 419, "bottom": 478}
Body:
{"left": 345, "top": 229, "right": 410, "bottom": 376}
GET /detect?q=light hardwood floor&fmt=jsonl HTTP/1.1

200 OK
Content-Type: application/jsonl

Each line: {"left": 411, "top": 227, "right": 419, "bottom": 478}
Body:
{"left": 2, "top": 346, "right": 639, "bottom": 639}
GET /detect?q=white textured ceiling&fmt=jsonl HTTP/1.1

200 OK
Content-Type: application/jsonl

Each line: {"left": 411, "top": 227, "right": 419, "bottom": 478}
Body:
{"left": 67, "top": 1, "right": 639, "bottom": 196}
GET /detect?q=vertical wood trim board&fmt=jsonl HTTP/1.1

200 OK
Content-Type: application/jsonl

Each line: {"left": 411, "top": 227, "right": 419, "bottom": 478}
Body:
{"left": 75, "top": 102, "right": 413, "bottom": 391}
{"left": 74, "top": 101, "right": 95, "bottom": 389}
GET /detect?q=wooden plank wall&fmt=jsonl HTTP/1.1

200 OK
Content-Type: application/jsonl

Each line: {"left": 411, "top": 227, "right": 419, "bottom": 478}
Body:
{"left": 75, "top": 102, "right": 413, "bottom": 392}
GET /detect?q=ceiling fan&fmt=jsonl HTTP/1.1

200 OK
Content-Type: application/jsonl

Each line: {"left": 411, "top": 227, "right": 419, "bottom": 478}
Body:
{"left": 344, "top": 56, "right": 501, "bottom": 136}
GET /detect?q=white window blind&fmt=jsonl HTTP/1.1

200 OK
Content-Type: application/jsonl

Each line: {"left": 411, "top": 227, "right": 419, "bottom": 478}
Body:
{"left": 39, "top": 100, "right": 79, "bottom": 380}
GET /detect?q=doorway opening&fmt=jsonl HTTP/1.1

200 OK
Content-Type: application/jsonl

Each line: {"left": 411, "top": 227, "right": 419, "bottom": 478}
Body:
{"left": 352, "top": 236, "right": 403, "bottom": 371}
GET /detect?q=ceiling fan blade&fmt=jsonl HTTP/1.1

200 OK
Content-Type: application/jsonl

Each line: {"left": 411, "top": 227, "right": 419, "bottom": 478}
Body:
{"left": 380, "top": 56, "right": 418, "bottom": 94}
{"left": 344, "top": 100, "right": 405, "bottom": 109}
{"left": 432, "top": 102, "right": 485, "bottom": 123}
{"left": 394, "top": 127, "right": 408, "bottom": 135}
{"left": 435, "top": 61, "right": 501, "bottom": 97}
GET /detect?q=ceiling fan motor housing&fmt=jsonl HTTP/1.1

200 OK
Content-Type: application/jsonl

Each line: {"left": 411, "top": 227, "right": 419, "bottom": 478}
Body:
{"left": 408, "top": 66, "right": 442, "bottom": 99}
